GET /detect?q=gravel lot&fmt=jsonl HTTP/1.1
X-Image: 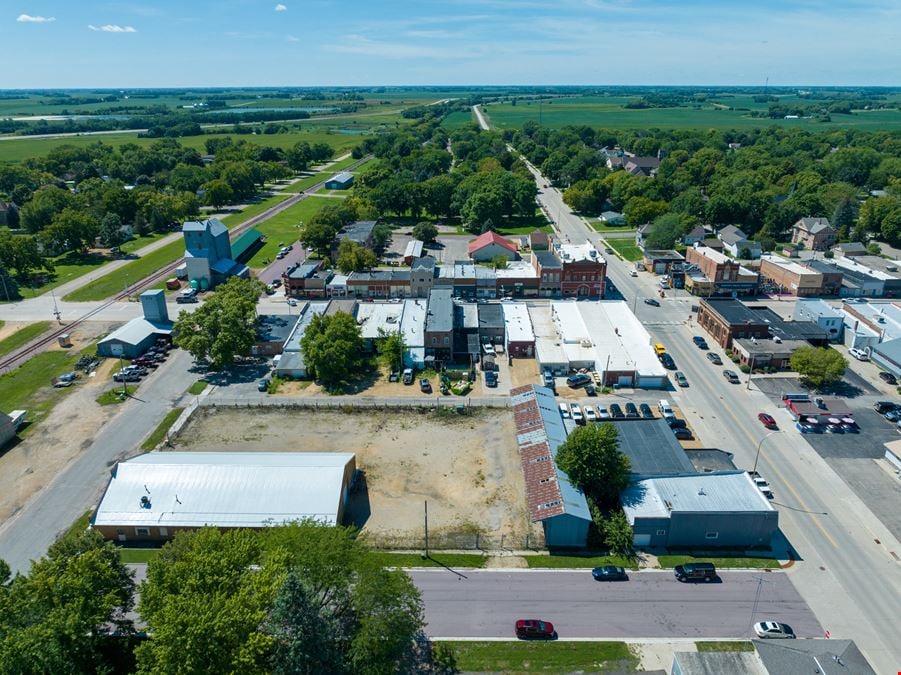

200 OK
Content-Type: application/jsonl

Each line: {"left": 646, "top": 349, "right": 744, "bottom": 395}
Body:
{"left": 174, "top": 408, "right": 537, "bottom": 547}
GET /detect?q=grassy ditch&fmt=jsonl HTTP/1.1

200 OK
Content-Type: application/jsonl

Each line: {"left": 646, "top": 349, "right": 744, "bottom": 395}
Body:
{"left": 442, "top": 641, "right": 638, "bottom": 673}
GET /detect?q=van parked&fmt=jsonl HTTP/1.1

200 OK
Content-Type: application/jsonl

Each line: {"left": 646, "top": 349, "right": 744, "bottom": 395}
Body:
{"left": 657, "top": 399, "right": 675, "bottom": 419}
{"left": 674, "top": 562, "right": 717, "bottom": 582}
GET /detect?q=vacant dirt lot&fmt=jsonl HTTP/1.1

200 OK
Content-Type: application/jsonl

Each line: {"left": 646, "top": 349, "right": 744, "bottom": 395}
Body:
{"left": 175, "top": 408, "right": 536, "bottom": 547}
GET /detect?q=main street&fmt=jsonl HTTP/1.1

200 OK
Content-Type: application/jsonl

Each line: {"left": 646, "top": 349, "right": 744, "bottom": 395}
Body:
{"left": 411, "top": 569, "right": 820, "bottom": 639}
{"left": 507, "top": 140, "right": 900, "bottom": 669}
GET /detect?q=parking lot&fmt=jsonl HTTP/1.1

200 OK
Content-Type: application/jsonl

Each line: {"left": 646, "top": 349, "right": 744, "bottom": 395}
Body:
{"left": 257, "top": 240, "right": 307, "bottom": 287}
{"left": 383, "top": 233, "right": 472, "bottom": 265}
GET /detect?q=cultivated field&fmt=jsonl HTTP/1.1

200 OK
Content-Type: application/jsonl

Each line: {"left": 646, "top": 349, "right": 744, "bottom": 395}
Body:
{"left": 174, "top": 408, "right": 537, "bottom": 548}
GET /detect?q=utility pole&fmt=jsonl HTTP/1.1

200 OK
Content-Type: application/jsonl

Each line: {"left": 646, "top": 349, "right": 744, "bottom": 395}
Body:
{"left": 423, "top": 500, "right": 429, "bottom": 560}
{"left": 50, "top": 288, "right": 61, "bottom": 323}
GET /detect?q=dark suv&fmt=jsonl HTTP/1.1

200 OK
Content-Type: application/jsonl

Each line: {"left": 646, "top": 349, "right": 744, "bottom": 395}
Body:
{"left": 874, "top": 401, "right": 900, "bottom": 414}
{"left": 566, "top": 373, "right": 592, "bottom": 388}
{"left": 674, "top": 562, "right": 717, "bottom": 582}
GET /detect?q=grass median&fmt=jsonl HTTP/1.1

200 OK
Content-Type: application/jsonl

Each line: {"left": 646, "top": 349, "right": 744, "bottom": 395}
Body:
{"left": 442, "top": 641, "right": 638, "bottom": 672}
{"left": 64, "top": 240, "right": 184, "bottom": 302}
{"left": 605, "top": 238, "right": 644, "bottom": 262}
{"left": 525, "top": 553, "right": 637, "bottom": 569}
{"left": 656, "top": 554, "right": 780, "bottom": 569}
{"left": 141, "top": 407, "right": 185, "bottom": 450}
{"left": 0, "top": 321, "right": 51, "bottom": 354}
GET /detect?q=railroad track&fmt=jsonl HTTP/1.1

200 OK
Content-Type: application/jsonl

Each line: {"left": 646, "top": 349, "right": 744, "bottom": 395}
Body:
{"left": 0, "top": 155, "right": 372, "bottom": 373}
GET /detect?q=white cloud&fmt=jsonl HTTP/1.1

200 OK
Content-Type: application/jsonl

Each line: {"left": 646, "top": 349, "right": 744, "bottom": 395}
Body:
{"left": 89, "top": 24, "right": 138, "bottom": 32}
{"left": 275, "top": 3, "right": 287, "bottom": 10}
{"left": 17, "top": 14, "right": 55, "bottom": 23}
{"left": 286, "top": 35, "right": 300, "bottom": 42}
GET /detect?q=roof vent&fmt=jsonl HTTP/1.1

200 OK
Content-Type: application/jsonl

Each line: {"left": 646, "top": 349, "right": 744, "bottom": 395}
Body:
{"left": 139, "top": 495, "right": 152, "bottom": 509}
{"left": 697, "top": 488, "right": 707, "bottom": 496}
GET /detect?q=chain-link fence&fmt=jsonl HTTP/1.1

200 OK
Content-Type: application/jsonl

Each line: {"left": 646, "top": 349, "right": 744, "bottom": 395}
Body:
{"left": 200, "top": 395, "right": 512, "bottom": 411}
{"left": 362, "top": 531, "right": 543, "bottom": 552}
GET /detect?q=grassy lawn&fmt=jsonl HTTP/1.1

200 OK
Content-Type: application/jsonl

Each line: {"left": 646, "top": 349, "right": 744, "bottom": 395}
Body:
{"left": 96, "top": 386, "right": 139, "bottom": 406}
{"left": 443, "top": 641, "right": 638, "bottom": 673}
{"left": 63, "top": 511, "right": 93, "bottom": 540}
{"left": 590, "top": 221, "right": 636, "bottom": 234}
{"left": 369, "top": 552, "right": 488, "bottom": 569}
{"left": 245, "top": 197, "right": 333, "bottom": 268}
{"left": 0, "top": 321, "right": 51, "bottom": 354}
{"left": 526, "top": 554, "right": 637, "bottom": 569}
{"left": 118, "top": 231, "right": 171, "bottom": 254}
{"left": 64, "top": 240, "right": 183, "bottom": 301}
{"left": 605, "top": 238, "right": 644, "bottom": 262}
{"left": 118, "top": 548, "right": 162, "bottom": 564}
{"left": 0, "top": 351, "right": 79, "bottom": 434}
{"left": 696, "top": 641, "right": 754, "bottom": 652}
{"left": 656, "top": 554, "right": 780, "bottom": 569}
{"left": 141, "top": 407, "right": 185, "bottom": 450}
{"left": 220, "top": 192, "right": 292, "bottom": 227}
{"left": 188, "top": 380, "right": 208, "bottom": 395}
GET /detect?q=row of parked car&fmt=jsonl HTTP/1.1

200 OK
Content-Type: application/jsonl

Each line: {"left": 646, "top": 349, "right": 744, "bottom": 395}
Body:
{"left": 558, "top": 399, "right": 694, "bottom": 439}
{"left": 112, "top": 341, "right": 172, "bottom": 382}
{"left": 875, "top": 401, "right": 901, "bottom": 430}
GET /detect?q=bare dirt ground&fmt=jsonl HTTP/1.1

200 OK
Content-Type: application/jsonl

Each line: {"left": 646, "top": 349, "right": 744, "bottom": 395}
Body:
{"left": 0, "top": 321, "right": 28, "bottom": 342}
{"left": 508, "top": 358, "right": 541, "bottom": 389}
{"left": 0, "top": 321, "right": 120, "bottom": 524}
{"left": 174, "top": 407, "right": 537, "bottom": 547}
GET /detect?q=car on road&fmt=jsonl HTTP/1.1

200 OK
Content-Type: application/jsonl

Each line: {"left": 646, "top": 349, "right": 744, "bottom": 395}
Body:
{"left": 754, "top": 621, "right": 795, "bottom": 639}
{"left": 570, "top": 403, "right": 584, "bottom": 424}
{"left": 566, "top": 373, "right": 592, "bottom": 388}
{"left": 287, "top": 298, "right": 298, "bottom": 307}
{"left": 692, "top": 336, "right": 709, "bottom": 349}
{"left": 672, "top": 427, "right": 692, "bottom": 440}
{"left": 848, "top": 347, "right": 869, "bottom": 361}
{"left": 639, "top": 403, "right": 654, "bottom": 419}
{"left": 629, "top": 269, "right": 638, "bottom": 277}
{"left": 591, "top": 565, "right": 627, "bottom": 581}
{"left": 757, "top": 413, "right": 777, "bottom": 429}
{"left": 659, "top": 353, "right": 676, "bottom": 370}
{"left": 609, "top": 403, "right": 625, "bottom": 419}
{"left": 878, "top": 372, "right": 898, "bottom": 385}
{"left": 643, "top": 298, "right": 660, "bottom": 307}
{"left": 706, "top": 352, "right": 723, "bottom": 365}
{"left": 584, "top": 406, "right": 598, "bottom": 422}
{"left": 723, "top": 369, "right": 740, "bottom": 384}
{"left": 420, "top": 378, "right": 432, "bottom": 393}
{"left": 257, "top": 379, "right": 269, "bottom": 392}
{"left": 625, "top": 402, "right": 639, "bottom": 418}
{"left": 674, "top": 371, "right": 689, "bottom": 387}
{"left": 596, "top": 405, "right": 610, "bottom": 420}
{"left": 874, "top": 401, "right": 899, "bottom": 414}
{"left": 653, "top": 343, "right": 667, "bottom": 356}
{"left": 515, "top": 619, "right": 556, "bottom": 640}
{"left": 674, "top": 562, "right": 716, "bottom": 582}
{"left": 559, "top": 403, "right": 570, "bottom": 419}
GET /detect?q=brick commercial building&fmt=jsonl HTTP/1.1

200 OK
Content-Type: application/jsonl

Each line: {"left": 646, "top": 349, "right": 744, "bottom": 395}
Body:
{"left": 532, "top": 250, "right": 563, "bottom": 297}
{"left": 696, "top": 298, "right": 772, "bottom": 348}
{"left": 556, "top": 242, "right": 606, "bottom": 298}
{"left": 685, "top": 246, "right": 758, "bottom": 297}
{"left": 759, "top": 255, "right": 824, "bottom": 296}
{"left": 791, "top": 217, "right": 836, "bottom": 251}
{"left": 283, "top": 260, "right": 333, "bottom": 298}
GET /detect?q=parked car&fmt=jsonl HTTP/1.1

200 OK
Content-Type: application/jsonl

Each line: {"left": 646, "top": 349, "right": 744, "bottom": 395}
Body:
{"left": 287, "top": 298, "right": 298, "bottom": 307}
{"left": 672, "top": 427, "right": 692, "bottom": 440}
{"left": 559, "top": 403, "right": 570, "bottom": 419}
{"left": 591, "top": 565, "right": 627, "bottom": 581}
{"left": 692, "top": 336, "right": 709, "bottom": 349}
{"left": 653, "top": 343, "right": 667, "bottom": 355}
{"left": 257, "top": 379, "right": 269, "bottom": 392}
{"left": 704, "top": 353, "right": 722, "bottom": 366}
{"left": 515, "top": 619, "right": 555, "bottom": 640}
{"left": 723, "top": 370, "right": 740, "bottom": 384}
{"left": 484, "top": 371, "right": 498, "bottom": 388}
{"left": 596, "top": 405, "right": 610, "bottom": 420}
{"left": 754, "top": 621, "right": 795, "bottom": 639}
{"left": 113, "top": 371, "right": 141, "bottom": 383}
{"left": 542, "top": 369, "right": 556, "bottom": 392}
{"left": 402, "top": 368, "right": 414, "bottom": 385}
{"left": 584, "top": 384, "right": 596, "bottom": 396}
{"left": 639, "top": 403, "right": 654, "bottom": 419}
{"left": 674, "top": 562, "right": 716, "bottom": 582}
{"left": 667, "top": 417, "right": 687, "bottom": 429}
{"left": 657, "top": 399, "right": 675, "bottom": 419}
{"left": 841, "top": 420, "right": 859, "bottom": 433}
{"left": 584, "top": 406, "right": 598, "bottom": 422}
{"left": 644, "top": 298, "right": 660, "bottom": 307}
{"left": 388, "top": 370, "right": 399, "bottom": 383}
{"left": 566, "top": 373, "right": 592, "bottom": 388}
{"left": 878, "top": 372, "right": 898, "bottom": 385}
{"left": 874, "top": 401, "right": 899, "bottom": 414}
{"left": 625, "top": 402, "right": 639, "bottom": 418}
{"left": 757, "top": 413, "right": 777, "bottom": 429}
{"left": 482, "top": 343, "right": 496, "bottom": 356}
{"left": 753, "top": 477, "right": 774, "bottom": 499}
{"left": 885, "top": 409, "right": 901, "bottom": 422}
{"left": 570, "top": 403, "right": 584, "bottom": 424}
{"left": 609, "top": 403, "right": 625, "bottom": 419}
{"left": 659, "top": 353, "right": 676, "bottom": 370}
{"left": 795, "top": 421, "right": 821, "bottom": 433}
{"left": 674, "top": 371, "right": 689, "bottom": 387}
{"left": 53, "top": 379, "right": 73, "bottom": 388}
{"left": 848, "top": 347, "right": 869, "bottom": 361}
{"left": 419, "top": 378, "right": 432, "bottom": 393}
{"left": 825, "top": 422, "right": 844, "bottom": 434}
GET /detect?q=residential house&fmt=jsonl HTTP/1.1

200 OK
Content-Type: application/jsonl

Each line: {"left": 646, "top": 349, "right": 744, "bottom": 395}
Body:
{"left": 338, "top": 220, "right": 377, "bottom": 249}
{"left": 623, "top": 155, "right": 660, "bottom": 177}
{"left": 701, "top": 237, "right": 725, "bottom": 253}
{"left": 791, "top": 217, "right": 836, "bottom": 251}
{"left": 599, "top": 211, "right": 625, "bottom": 226}
{"left": 0, "top": 202, "right": 17, "bottom": 227}
{"left": 468, "top": 231, "right": 519, "bottom": 262}
{"left": 718, "top": 225, "right": 761, "bottom": 259}
{"left": 635, "top": 223, "right": 653, "bottom": 247}
{"left": 682, "top": 225, "right": 707, "bottom": 245}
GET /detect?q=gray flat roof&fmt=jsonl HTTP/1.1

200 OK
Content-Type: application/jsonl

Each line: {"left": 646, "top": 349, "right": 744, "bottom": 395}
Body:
{"left": 426, "top": 288, "right": 454, "bottom": 333}
{"left": 608, "top": 419, "right": 696, "bottom": 477}
{"left": 478, "top": 303, "right": 504, "bottom": 330}
{"left": 98, "top": 317, "right": 172, "bottom": 347}
{"left": 702, "top": 298, "right": 767, "bottom": 326}
{"left": 534, "top": 250, "right": 562, "bottom": 268}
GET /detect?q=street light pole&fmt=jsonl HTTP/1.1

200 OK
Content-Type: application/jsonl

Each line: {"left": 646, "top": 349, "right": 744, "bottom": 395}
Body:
{"left": 753, "top": 430, "right": 782, "bottom": 474}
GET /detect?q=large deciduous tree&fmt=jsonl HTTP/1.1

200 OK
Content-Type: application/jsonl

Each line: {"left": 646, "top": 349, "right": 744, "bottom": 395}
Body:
{"left": 336, "top": 239, "right": 378, "bottom": 273}
{"left": 555, "top": 423, "right": 630, "bottom": 508}
{"left": 301, "top": 311, "right": 364, "bottom": 386}
{"left": 173, "top": 277, "right": 264, "bottom": 368}
{"left": 789, "top": 346, "right": 848, "bottom": 390}
{"left": 412, "top": 221, "right": 439, "bottom": 245}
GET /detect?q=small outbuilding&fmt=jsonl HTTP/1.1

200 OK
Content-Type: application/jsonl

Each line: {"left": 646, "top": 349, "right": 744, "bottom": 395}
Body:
{"left": 325, "top": 172, "right": 354, "bottom": 190}
{"left": 97, "top": 290, "right": 172, "bottom": 359}
{"left": 92, "top": 451, "right": 357, "bottom": 543}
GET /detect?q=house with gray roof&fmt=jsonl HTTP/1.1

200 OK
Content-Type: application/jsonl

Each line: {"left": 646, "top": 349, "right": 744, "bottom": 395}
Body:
{"left": 753, "top": 639, "right": 875, "bottom": 675}
{"left": 718, "top": 225, "right": 761, "bottom": 259}
{"left": 832, "top": 241, "right": 867, "bottom": 257}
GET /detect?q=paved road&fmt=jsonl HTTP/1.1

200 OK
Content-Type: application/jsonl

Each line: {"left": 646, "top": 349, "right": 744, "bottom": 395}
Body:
{"left": 410, "top": 569, "right": 820, "bottom": 639}
{"left": 0, "top": 350, "right": 198, "bottom": 574}
{"left": 510, "top": 149, "right": 901, "bottom": 670}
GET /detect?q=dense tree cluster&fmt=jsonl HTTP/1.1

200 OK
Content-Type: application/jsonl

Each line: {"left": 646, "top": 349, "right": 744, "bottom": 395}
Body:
{"left": 301, "top": 311, "right": 366, "bottom": 388}
{"left": 513, "top": 123, "right": 901, "bottom": 247}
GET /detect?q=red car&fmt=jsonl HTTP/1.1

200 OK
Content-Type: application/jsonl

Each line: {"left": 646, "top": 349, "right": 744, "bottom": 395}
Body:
{"left": 515, "top": 619, "right": 556, "bottom": 640}
{"left": 757, "top": 413, "right": 778, "bottom": 429}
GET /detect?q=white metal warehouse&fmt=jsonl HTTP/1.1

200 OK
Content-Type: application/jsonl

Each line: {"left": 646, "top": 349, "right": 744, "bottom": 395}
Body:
{"left": 91, "top": 451, "right": 356, "bottom": 543}
{"left": 530, "top": 301, "right": 667, "bottom": 387}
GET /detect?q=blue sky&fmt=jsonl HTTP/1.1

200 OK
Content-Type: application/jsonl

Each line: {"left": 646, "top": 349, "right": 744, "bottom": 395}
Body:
{"left": 1, "top": 1, "right": 898, "bottom": 87}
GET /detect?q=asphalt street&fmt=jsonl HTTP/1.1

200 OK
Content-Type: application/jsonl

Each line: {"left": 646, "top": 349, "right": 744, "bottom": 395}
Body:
{"left": 410, "top": 569, "right": 821, "bottom": 639}
{"left": 510, "top": 144, "right": 901, "bottom": 671}
{"left": 0, "top": 349, "right": 198, "bottom": 574}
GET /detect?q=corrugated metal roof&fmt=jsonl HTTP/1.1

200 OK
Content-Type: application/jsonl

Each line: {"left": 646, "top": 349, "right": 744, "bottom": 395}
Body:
{"left": 93, "top": 452, "right": 355, "bottom": 529}
{"left": 98, "top": 318, "right": 172, "bottom": 347}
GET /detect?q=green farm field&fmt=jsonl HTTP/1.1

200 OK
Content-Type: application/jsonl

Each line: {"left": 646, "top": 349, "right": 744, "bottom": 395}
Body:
{"left": 482, "top": 98, "right": 901, "bottom": 131}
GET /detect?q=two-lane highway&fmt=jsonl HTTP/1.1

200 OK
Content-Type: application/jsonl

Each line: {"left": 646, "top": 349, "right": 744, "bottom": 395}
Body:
{"left": 412, "top": 569, "right": 820, "bottom": 639}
